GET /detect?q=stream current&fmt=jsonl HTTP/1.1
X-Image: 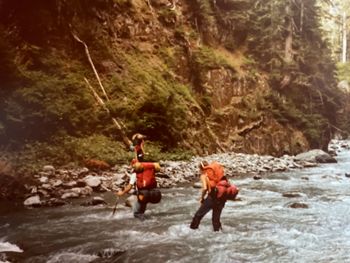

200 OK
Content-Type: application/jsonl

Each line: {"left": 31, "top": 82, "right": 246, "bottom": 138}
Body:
{"left": 1, "top": 150, "right": 350, "bottom": 263}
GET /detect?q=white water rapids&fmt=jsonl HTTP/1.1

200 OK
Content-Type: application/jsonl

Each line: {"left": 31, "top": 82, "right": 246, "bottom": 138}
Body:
{"left": 1, "top": 150, "right": 350, "bottom": 263}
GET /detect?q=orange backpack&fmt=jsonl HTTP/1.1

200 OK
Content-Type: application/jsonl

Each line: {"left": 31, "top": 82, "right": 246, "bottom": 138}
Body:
{"left": 204, "top": 161, "right": 225, "bottom": 188}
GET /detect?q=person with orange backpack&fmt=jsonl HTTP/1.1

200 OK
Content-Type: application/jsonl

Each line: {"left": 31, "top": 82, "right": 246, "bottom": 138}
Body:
{"left": 116, "top": 159, "right": 162, "bottom": 220}
{"left": 190, "top": 160, "right": 239, "bottom": 231}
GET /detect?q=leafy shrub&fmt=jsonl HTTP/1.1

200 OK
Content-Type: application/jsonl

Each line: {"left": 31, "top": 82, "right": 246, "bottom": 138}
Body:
{"left": 3, "top": 69, "right": 101, "bottom": 143}
{"left": 144, "top": 142, "right": 193, "bottom": 162}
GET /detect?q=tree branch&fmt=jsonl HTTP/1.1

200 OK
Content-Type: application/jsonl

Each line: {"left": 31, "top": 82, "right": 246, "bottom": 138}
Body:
{"left": 72, "top": 32, "right": 110, "bottom": 102}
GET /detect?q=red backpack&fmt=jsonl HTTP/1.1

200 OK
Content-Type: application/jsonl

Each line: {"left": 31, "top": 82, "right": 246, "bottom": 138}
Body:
{"left": 216, "top": 180, "right": 239, "bottom": 200}
{"left": 136, "top": 162, "right": 157, "bottom": 190}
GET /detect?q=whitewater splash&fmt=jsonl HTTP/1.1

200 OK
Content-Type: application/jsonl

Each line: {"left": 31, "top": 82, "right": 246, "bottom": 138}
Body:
{"left": 0, "top": 241, "right": 23, "bottom": 253}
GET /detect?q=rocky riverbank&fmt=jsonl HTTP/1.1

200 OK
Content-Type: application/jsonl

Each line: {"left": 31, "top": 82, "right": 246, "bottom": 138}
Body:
{"left": 2, "top": 139, "right": 350, "bottom": 208}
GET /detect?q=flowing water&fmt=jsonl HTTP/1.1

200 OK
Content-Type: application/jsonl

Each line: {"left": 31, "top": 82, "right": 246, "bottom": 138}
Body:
{"left": 1, "top": 150, "right": 350, "bottom": 263}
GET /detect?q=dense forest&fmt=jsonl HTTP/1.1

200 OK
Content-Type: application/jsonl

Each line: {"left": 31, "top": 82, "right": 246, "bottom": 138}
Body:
{"left": 0, "top": 0, "right": 350, "bottom": 173}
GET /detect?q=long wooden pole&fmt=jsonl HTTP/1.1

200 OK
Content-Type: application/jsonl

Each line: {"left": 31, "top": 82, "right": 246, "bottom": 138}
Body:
{"left": 72, "top": 31, "right": 131, "bottom": 149}
{"left": 84, "top": 78, "right": 132, "bottom": 148}
{"left": 72, "top": 32, "right": 110, "bottom": 102}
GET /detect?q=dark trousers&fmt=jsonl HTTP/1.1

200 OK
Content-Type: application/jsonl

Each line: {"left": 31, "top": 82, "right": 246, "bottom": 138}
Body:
{"left": 133, "top": 198, "right": 147, "bottom": 220}
{"left": 190, "top": 194, "right": 226, "bottom": 231}
{"left": 133, "top": 189, "right": 162, "bottom": 220}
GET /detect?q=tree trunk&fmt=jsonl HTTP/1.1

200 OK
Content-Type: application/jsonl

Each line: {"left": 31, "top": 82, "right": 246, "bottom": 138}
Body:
{"left": 284, "top": 9, "right": 293, "bottom": 63}
{"left": 300, "top": 0, "right": 304, "bottom": 32}
{"left": 342, "top": 11, "right": 347, "bottom": 63}
{"left": 280, "top": 3, "right": 293, "bottom": 89}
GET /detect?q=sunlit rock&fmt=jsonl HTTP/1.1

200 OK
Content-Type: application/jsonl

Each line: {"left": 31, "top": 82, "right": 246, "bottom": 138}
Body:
{"left": 24, "top": 195, "right": 41, "bottom": 207}
{"left": 84, "top": 176, "right": 101, "bottom": 188}
{"left": 295, "top": 149, "right": 336, "bottom": 164}
{"left": 42, "top": 165, "right": 55, "bottom": 173}
{"left": 52, "top": 179, "right": 63, "bottom": 187}
{"left": 61, "top": 192, "right": 79, "bottom": 199}
{"left": 39, "top": 176, "right": 48, "bottom": 183}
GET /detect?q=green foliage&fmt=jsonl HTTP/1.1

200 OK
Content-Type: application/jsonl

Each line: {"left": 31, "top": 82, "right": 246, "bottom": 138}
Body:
{"left": 191, "top": 0, "right": 215, "bottom": 27}
{"left": 336, "top": 62, "right": 350, "bottom": 83}
{"left": 3, "top": 69, "right": 100, "bottom": 143}
{"left": 262, "top": 92, "right": 330, "bottom": 147}
{"left": 104, "top": 51, "right": 197, "bottom": 147}
{"left": 145, "top": 142, "right": 193, "bottom": 162}
{"left": 158, "top": 7, "right": 177, "bottom": 27}
{"left": 12, "top": 134, "right": 130, "bottom": 174}
{"left": 193, "top": 46, "right": 223, "bottom": 69}
{"left": 126, "top": 90, "right": 189, "bottom": 147}
{"left": 12, "top": 135, "right": 193, "bottom": 175}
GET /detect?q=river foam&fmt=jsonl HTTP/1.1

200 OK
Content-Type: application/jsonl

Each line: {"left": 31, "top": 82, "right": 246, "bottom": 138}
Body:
{"left": 0, "top": 240, "right": 23, "bottom": 253}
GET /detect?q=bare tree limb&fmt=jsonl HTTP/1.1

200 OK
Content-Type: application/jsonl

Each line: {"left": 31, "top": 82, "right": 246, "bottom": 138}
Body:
{"left": 72, "top": 32, "right": 110, "bottom": 102}
{"left": 84, "top": 78, "right": 132, "bottom": 148}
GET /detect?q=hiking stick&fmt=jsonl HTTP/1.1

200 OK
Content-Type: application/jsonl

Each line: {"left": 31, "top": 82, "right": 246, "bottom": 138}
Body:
{"left": 112, "top": 197, "right": 119, "bottom": 216}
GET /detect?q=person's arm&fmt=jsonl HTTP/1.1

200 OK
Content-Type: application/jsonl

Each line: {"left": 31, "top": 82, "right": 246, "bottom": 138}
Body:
{"left": 117, "top": 184, "right": 132, "bottom": 196}
{"left": 199, "top": 173, "right": 208, "bottom": 203}
{"left": 116, "top": 173, "right": 136, "bottom": 196}
{"left": 141, "top": 140, "right": 148, "bottom": 155}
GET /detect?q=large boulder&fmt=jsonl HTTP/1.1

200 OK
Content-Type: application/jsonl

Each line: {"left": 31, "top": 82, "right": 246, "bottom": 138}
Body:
{"left": 315, "top": 154, "right": 337, "bottom": 163}
{"left": 294, "top": 149, "right": 337, "bottom": 163}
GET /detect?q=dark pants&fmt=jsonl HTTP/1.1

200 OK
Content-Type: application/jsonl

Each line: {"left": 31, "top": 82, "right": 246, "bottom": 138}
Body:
{"left": 190, "top": 194, "right": 226, "bottom": 231}
{"left": 133, "top": 198, "right": 147, "bottom": 220}
{"left": 133, "top": 189, "right": 162, "bottom": 220}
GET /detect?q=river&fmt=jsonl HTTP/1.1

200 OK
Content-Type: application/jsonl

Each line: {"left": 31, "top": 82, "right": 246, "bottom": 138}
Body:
{"left": 1, "top": 150, "right": 350, "bottom": 263}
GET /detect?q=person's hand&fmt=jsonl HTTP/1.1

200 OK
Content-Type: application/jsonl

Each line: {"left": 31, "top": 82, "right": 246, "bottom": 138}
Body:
{"left": 116, "top": 191, "right": 123, "bottom": 197}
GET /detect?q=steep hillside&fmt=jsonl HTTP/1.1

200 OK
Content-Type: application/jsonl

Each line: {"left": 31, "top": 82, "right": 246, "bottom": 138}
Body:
{"left": 0, "top": 0, "right": 347, "bottom": 170}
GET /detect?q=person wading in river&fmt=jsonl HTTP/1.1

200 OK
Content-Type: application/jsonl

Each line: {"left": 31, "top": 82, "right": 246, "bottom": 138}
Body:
{"left": 116, "top": 159, "right": 161, "bottom": 220}
{"left": 190, "top": 160, "right": 229, "bottom": 231}
{"left": 131, "top": 133, "right": 147, "bottom": 162}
